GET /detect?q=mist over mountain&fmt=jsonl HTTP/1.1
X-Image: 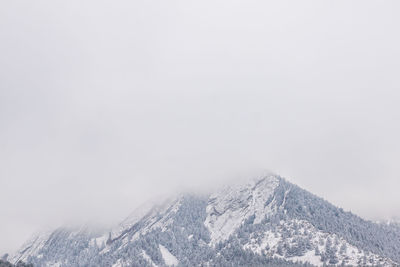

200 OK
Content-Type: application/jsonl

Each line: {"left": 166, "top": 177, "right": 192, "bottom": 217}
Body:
{"left": 2, "top": 0, "right": 400, "bottom": 265}
{"left": 9, "top": 175, "right": 400, "bottom": 266}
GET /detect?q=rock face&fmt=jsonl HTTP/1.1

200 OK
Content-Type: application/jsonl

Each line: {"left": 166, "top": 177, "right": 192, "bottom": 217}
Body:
{"left": 10, "top": 175, "right": 400, "bottom": 266}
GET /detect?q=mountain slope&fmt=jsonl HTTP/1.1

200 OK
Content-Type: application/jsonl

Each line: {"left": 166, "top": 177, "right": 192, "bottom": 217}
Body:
{"left": 10, "top": 175, "right": 400, "bottom": 266}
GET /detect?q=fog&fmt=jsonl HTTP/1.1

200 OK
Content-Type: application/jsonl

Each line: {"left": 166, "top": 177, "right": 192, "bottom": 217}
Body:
{"left": 1, "top": 0, "right": 400, "bottom": 255}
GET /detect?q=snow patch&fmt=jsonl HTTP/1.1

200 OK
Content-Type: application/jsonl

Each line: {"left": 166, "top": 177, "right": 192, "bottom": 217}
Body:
{"left": 159, "top": 244, "right": 179, "bottom": 266}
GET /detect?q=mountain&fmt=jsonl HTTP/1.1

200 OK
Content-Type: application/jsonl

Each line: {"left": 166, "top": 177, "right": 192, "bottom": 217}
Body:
{"left": 9, "top": 175, "right": 400, "bottom": 266}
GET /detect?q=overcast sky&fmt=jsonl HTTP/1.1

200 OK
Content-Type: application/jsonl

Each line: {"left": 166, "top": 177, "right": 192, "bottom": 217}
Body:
{"left": 1, "top": 0, "right": 400, "bottom": 255}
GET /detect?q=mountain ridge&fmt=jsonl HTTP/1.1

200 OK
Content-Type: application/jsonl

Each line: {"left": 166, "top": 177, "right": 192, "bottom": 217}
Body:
{"left": 9, "top": 174, "right": 400, "bottom": 266}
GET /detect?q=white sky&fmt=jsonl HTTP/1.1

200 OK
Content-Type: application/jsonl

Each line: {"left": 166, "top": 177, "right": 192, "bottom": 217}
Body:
{"left": 1, "top": 0, "right": 400, "bottom": 255}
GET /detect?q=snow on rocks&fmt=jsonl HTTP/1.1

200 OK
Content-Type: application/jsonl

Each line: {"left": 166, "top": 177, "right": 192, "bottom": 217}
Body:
{"left": 204, "top": 175, "right": 279, "bottom": 244}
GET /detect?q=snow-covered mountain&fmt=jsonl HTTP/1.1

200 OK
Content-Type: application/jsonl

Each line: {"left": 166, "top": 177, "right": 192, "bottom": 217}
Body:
{"left": 9, "top": 175, "right": 400, "bottom": 266}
